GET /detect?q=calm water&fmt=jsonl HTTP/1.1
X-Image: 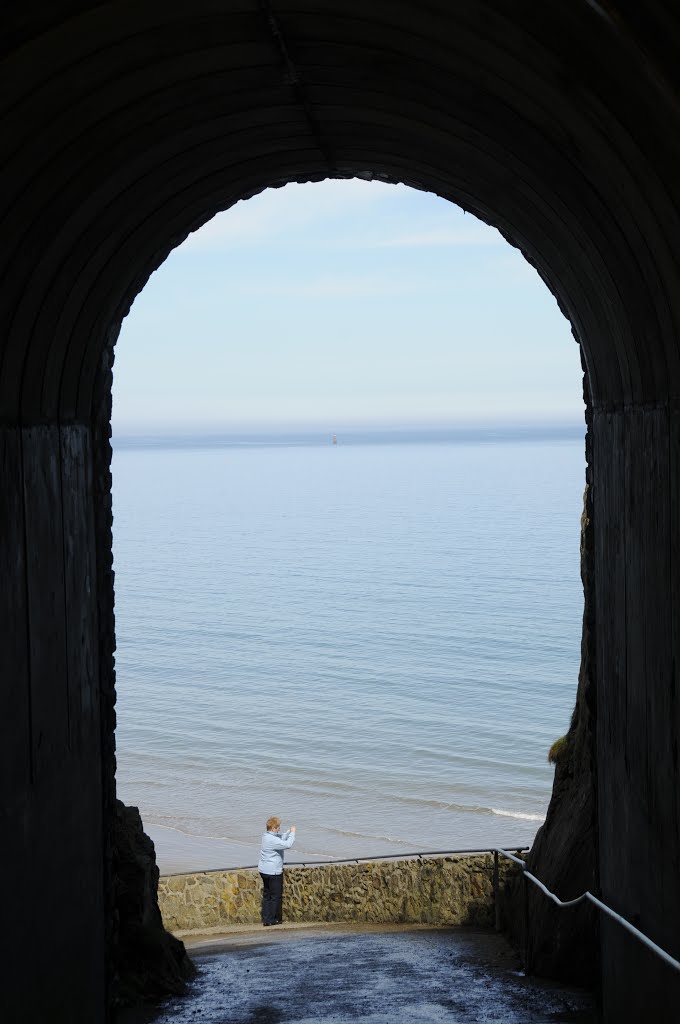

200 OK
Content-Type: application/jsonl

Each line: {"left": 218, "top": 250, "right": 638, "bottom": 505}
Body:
{"left": 112, "top": 429, "right": 585, "bottom": 871}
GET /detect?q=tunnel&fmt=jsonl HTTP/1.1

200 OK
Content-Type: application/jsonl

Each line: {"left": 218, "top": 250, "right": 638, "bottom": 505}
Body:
{"left": 1, "top": 3, "right": 680, "bottom": 1021}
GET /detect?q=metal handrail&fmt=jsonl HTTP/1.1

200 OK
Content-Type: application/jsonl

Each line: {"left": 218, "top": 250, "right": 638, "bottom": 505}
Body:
{"left": 494, "top": 847, "right": 680, "bottom": 975}
{"left": 161, "top": 841, "right": 680, "bottom": 974}
{"left": 163, "top": 844, "right": 530, "bottom": 877}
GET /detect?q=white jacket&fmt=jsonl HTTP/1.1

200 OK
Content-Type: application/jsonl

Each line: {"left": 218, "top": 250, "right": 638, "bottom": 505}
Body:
{"left": 258, "top": 829, "right": 296, "bottom": 875}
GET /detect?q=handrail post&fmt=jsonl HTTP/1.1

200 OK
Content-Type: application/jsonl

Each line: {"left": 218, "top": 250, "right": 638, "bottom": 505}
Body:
{"left": 493, "top": 850, "right": 501, "bottom": 931}
{"left": 523, "top": 871, "right": 531, "bottom": 975}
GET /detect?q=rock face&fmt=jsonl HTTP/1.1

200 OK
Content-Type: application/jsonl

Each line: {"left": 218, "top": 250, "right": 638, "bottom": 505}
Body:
{"left": 111, "top": 801, "right": 195, "bottom": 1007}
{"left": 505, "top": 402, "right": 599, "bottom": 987}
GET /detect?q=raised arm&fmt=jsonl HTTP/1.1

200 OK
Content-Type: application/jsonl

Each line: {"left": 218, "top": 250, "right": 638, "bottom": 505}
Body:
{"left": 270, "top": 827, "right": 296, "bottom": 849}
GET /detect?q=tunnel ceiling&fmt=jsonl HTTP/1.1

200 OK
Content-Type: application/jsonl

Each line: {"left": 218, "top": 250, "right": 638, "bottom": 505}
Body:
{"left": 1, "top": 1, "right": 680, "bottom": 423}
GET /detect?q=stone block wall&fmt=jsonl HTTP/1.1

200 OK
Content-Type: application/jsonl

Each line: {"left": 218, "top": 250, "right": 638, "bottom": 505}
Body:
{"left": 158, "top": 854, "right": 515, "bottom": 934}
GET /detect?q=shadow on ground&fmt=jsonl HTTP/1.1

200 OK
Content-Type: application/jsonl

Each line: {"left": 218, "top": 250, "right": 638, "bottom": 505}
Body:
{"left": 117, "top": 924, "right": 596, "bottom": 1024}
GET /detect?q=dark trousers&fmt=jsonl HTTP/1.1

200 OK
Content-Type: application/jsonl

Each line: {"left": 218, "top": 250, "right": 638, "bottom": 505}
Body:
{"left": 260, "top": 871, "right": 284, "bottom": 924}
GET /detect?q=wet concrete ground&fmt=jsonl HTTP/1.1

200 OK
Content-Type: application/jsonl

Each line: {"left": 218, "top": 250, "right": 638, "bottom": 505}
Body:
{"left": 123, "top": 924, "right": 596, "bottom": 1024}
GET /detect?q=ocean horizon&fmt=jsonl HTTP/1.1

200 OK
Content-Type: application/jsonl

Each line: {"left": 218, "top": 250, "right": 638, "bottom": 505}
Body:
{"left": 112, "top": 420, "right": 585, "bottom": 449}
{"left": 112, "top": 424, "right": 586, "bottom": 874}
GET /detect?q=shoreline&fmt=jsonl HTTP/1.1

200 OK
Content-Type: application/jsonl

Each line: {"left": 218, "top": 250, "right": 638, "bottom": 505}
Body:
{"left": 147, "top": 821, "right": 532, "bottom": 877}
{"left": 146, "top": 823, "right": 331, "bottom": 875}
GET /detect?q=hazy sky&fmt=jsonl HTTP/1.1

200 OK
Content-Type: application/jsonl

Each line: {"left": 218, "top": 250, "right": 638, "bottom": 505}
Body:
{"left": 112, "top": 179, "right": 584, "bottom": 433}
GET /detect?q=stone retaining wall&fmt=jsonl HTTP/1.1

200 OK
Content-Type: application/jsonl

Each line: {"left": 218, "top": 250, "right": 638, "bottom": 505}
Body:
{"left": 159, "top": 854, "right": 517, "bottom": 935}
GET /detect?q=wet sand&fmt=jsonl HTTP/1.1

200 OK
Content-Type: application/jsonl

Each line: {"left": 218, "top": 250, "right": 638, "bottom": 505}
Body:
{"left": 147, "top": 823, "right": 328, "bottom": 875}
{"left": 147, "top": 824, "right": 258, "bottom": 874}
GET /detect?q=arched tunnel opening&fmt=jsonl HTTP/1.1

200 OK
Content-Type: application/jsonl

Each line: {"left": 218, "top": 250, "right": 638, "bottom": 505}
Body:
{"left": 110, "top": 178, "right": 586, "bottom": 878}
{"left": 2, "top": 4, "right": 680, "bottom": 1022}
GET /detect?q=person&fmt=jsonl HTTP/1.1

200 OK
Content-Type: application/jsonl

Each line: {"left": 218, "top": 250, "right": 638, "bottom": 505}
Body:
{"left": 258, "top": 816, "right": 296, "bottom": 926}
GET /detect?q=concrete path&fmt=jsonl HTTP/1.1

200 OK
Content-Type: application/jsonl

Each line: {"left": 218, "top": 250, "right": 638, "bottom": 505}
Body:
{"left": 124, "top": 924, "right": 596, "bottom": 1023}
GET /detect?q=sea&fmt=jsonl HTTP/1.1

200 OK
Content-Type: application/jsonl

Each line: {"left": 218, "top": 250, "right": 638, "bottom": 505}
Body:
{"left": 112, "top": 426, "right": 586, "bottom": 874}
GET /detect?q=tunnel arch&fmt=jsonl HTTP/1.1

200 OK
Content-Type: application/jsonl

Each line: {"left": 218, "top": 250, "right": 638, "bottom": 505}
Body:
{"left": 1, "top": 2, "right": 680, "bottom": 423}
{"left": 2, "top": 4, "right": 680, "bottom": 1023}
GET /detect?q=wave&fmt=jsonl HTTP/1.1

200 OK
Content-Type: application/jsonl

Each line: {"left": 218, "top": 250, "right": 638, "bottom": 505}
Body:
{"left": 321, "top": 826, "right": 414, "bottom": 846}
{"left": 392, "top": 794, "right": 488, "bottom": 813}
{"left": 392, "top": 793, "right": 546, "bottom": 822}
{"left": 491, "top": 807, "right": 546, "bottom": 822}
{"left": 145, "top": 820, "right": 248, "bottom": 844}
{"left": 144, "top": 803, "right": 545, "bottom": 852}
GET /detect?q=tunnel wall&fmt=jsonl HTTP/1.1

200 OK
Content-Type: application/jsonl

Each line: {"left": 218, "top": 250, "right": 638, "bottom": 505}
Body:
{"left": 0, "top": 423, "right": 107, "bottom": 1021}
{"left": 593, "top": 402, "right": 680, "bottom": 1020}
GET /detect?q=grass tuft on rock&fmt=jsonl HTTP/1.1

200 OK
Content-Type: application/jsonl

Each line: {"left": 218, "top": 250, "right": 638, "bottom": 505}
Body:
{"left": 548, "top": 734, "right": 569, "bottom": 765}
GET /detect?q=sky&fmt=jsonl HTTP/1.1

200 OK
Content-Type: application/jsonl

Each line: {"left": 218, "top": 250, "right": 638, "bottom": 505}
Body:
{"left": 112, "top": 179, "right": 585, "bottom": 434}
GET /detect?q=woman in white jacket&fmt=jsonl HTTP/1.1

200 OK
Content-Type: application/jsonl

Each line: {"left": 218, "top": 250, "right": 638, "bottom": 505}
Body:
{"left": 258, "top": 815, "right": 296, "bottom": 925}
